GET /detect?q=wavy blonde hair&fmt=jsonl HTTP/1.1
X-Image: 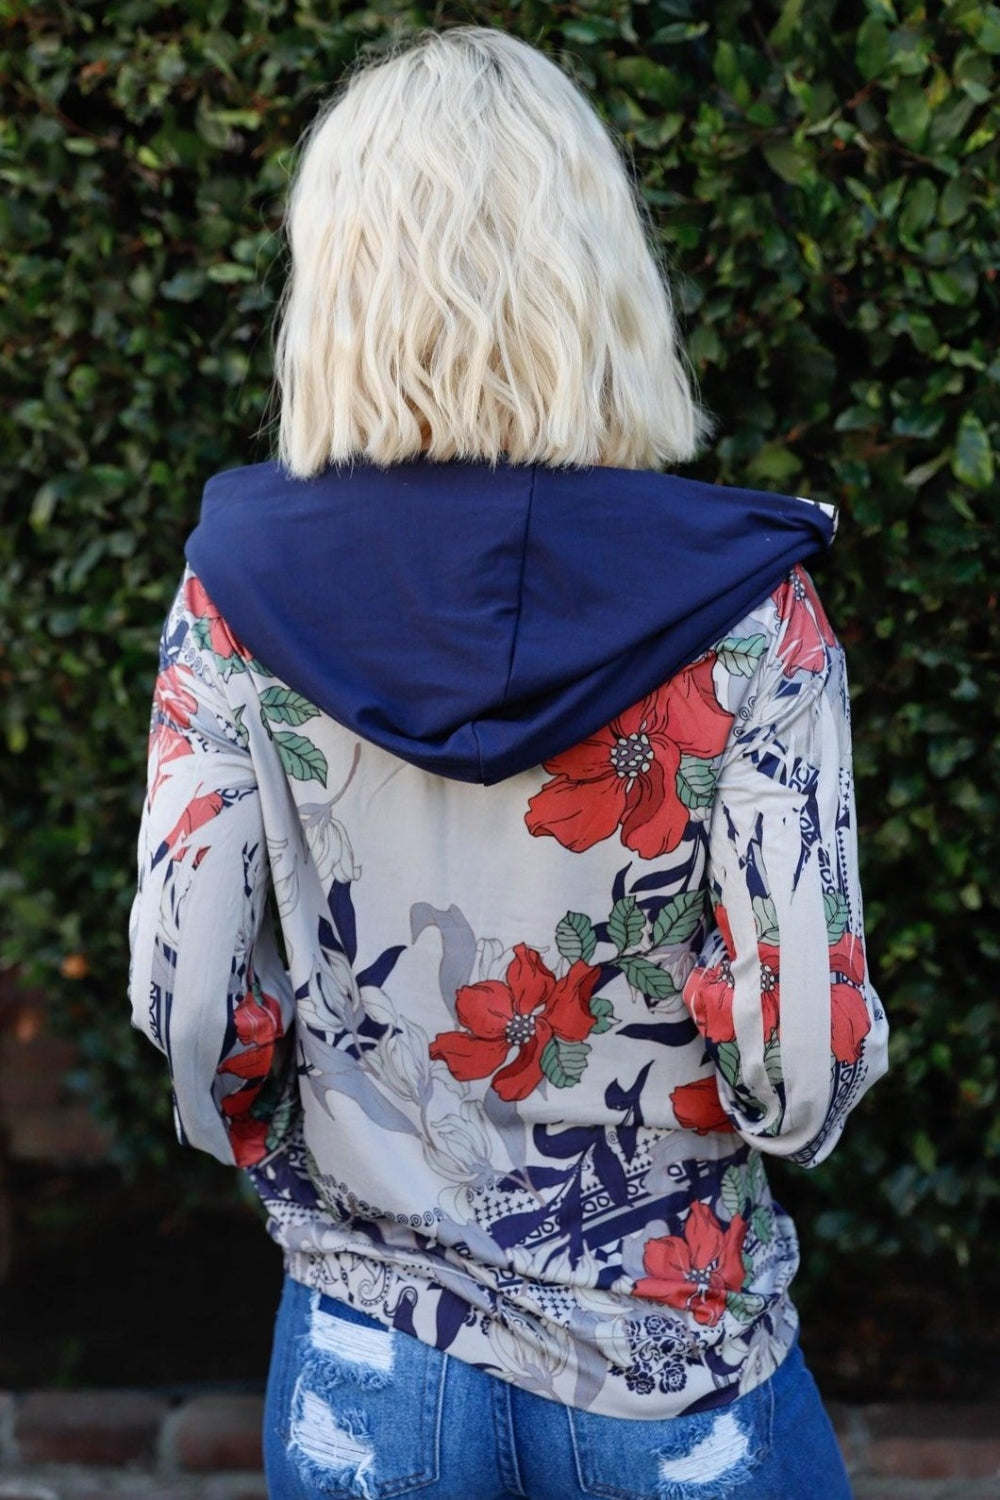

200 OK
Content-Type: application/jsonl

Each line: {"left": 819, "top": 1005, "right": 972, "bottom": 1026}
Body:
{"left": 275, "top": 27, "right": 706, "bottom": 475}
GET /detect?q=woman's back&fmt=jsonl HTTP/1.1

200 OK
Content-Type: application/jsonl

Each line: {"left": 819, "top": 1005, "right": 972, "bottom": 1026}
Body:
{"left": 130, "top": 457, "right": 886, "bottom": 1419}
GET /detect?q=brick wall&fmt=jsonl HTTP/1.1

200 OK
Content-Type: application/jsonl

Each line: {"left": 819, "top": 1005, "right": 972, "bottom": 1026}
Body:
{"left": 0, "top": 1388, "right": 998, "bottom": 1499}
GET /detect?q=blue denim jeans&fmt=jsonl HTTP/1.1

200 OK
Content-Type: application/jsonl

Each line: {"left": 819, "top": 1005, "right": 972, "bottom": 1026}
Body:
{"left": 263, "top": 1275, "right": 852, "bottom": 1499}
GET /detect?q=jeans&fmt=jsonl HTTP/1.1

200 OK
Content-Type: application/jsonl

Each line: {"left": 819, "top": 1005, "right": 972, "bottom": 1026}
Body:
{"left": 263, "top": 1275, "right": 852, "bottom": 1500}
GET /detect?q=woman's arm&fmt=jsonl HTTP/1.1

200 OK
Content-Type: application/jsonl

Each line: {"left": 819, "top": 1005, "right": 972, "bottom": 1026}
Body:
{"left": 683, "top": 570, "right": 889, "bottom": 1165}
{"left": 128, "top": 572, "right": 293, "bottom": 1166}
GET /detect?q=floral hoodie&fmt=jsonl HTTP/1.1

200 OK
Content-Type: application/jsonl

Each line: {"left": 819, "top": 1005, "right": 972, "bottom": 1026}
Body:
{"left": 129, "top": 459, "right": 888, "bottom": 1418}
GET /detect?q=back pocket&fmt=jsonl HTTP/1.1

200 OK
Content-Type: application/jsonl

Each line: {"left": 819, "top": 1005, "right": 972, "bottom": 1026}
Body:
{"left": 568, "top": 1380, "right": 774, "bottom": 1500}
{"left": 287, "top": 1292, "right": 446, "bottom": 1498}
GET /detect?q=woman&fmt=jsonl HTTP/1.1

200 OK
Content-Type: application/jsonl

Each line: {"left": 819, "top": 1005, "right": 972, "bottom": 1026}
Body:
{"left": 130, "top": 27, "right": 887, "bottom": 1499}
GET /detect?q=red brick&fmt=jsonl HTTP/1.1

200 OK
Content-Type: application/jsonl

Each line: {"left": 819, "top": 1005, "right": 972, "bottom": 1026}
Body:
{"left": 826, "top": 1401, "right": 868, "bottom": 1474}
{"left": 14, "top": 1389, "right": 168, "bottom": 1465}
{"left": 163, "top": 1394, "right": 264, "bottom": 1472}
{"left": 863, "top": 1403, "right": 1000, "bottom": 1480}
{"left": 0, "top": 993, "right": 109, "bottom": 1164}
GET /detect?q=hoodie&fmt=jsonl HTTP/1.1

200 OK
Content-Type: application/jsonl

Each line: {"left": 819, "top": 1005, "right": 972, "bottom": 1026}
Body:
{"left": 130, "top": 460, "right": 887, "bottom": 1419}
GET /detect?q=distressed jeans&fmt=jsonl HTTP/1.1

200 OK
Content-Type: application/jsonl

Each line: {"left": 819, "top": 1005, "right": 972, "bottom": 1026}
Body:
{"left": 263, "top": 1275, "right": 852, "bottom": 1500}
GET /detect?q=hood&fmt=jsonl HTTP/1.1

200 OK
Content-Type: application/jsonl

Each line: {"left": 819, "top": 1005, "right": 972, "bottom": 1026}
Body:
{"left": 185, "top": 459, "right": 835, "bottom": 785}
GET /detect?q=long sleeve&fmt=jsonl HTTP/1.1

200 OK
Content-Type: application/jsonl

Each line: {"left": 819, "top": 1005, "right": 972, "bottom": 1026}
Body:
{"left": 128, "top": 572, "right": 293, "bottom": 1166}
{"left": 683, "top": 569, "right": 889, "bottom": 1165}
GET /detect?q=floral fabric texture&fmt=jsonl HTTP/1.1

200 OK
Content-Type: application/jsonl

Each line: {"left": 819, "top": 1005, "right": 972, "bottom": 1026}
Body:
{"left": 130, "top": 563, "right": 888, "bottom": 1418}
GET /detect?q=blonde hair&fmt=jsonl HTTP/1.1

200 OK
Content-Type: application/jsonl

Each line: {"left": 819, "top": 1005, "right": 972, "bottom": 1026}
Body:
{"left": 275, "top": 27, "right": 706, "bottom": 475}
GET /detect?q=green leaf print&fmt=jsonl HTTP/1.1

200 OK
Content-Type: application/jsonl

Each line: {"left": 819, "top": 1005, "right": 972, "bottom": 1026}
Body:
{"left": 824, "top": 890, "right": 849, "bottom": 942}
{"left": 608, "top": 895, "right": 645, "bottom": 954}
{"left": 617, "top": 956, "right": 677, "bottom": 1001}
{"left": 651, "top": 890, "right": 705, "bottom": 946}
{"left": 274, "top": 731, "right": 328, "bottom": 786}
{"left": 752, "top": 895, "right": 780, "bottom": 944}
{"left": 763, "top": 1039, "right": 784, "bottom": 1086}
{"left": 721, "top": 1163, "right": 746, "bottom": 1217}
{"left": 748, "top": 1151, "right": 767, "bottom": 1199}
{"left": 231, "top": 705, "right": 249, "bottom": 751}
{"left": 676, "top": 754, "right": 716, "bottom": 809}
{"left": 589, "top": 995, "right": 616, "bottom": 1034}
{"left": 259, "top": 686, "right": 321, "bottom": 726}
{"left": 714, "top": 1040, "right": 742, "bottom": 1090}
{"left": 190, "top": 615, "right": 214, "bottom": 652}
{"left": 725, "top": 1290, "right": 767, "bottom": 1322}
{"left": 555, "top": 910, "right": 598, "bottom": 964}
{"left": 716, "top": 633, "right": 768, "bottom": 678}
{"left": 539, "top": 1037, "right": 591, "bottom": 1088}
{"left": 751, "top": 1205, "right": 774, "bottom": 1245}
{"left": 218, "top": 651, "right": 248, "bottom": 677}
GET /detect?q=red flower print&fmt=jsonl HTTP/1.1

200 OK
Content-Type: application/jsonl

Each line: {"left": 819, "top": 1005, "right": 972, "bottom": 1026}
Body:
{"left": 184, "top": 575, "right": 252, "bottom": 661}
{"left": 683, "top": 904, "right": 736, "bottom": 1043}
{"left": 774, "top": 567, "right": 837, "bottom": 676}
{"left": 756, "top": 940, "right": 781, "bottom": 1042}
{"left": 829, "top": 931, "right": 871, "bottom": 1064}
{"left": 525, "top": 656, "right": 734, "bottom": 858}
{"left": 217, "top": 987, "right": 284, "bottom": 1166}
{"left": 429, "top": 944, "right": 600, "bottom": 1102}
{"left": 154, "top": 663, "right": 198, "bottom": 729}
{"left": 220, "top": 1088, "right": 270, "bottom": 1166}
{"left": 218, "top": 988, "right": 284, "bottom": 1079}
{"left": 147, "top": 721, "right": 193, "bottom": 804}
{"left": 670, "top": 1077, "right": 736, "bottom": 1135}
{"left": 683, "top": 905, "right": 781, "bottom": 1045}
{"left": 157, "top": 790, "right": 227, "bottom": 859}
{"left": 634, "top": 1201, "right": 747, "bottom": 1326}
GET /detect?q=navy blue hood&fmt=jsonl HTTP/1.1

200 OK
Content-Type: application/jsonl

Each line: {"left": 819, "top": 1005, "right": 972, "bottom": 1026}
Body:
{"left": 185, "top": 459, "right": 835, "bottom": 784}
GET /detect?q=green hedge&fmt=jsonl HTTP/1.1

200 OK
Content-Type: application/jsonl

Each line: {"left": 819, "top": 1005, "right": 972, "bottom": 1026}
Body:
{"left": 1, "top": 0, "right": 997, "bottom": 1285}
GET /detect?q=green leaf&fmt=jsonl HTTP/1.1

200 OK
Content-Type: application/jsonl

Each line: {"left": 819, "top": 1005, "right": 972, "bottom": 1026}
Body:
{"left": 207, "top": 261, "right": 256, "bottom": 284}
{"left": 752, "top": 1205, "right": 775, "bottom": 1244}
{"left": 539, "top": 1037, "right": 591, "bottom": 1089}
{"left": 259, "top": 686, "right": 320, "bottom": 726}
{"left": 748, "top": 1151, "right": 768, "bottom": 1198}
{"left": 650, "top": 21, "right": 710, "bottom": 46}
{"left": 979, "top": 8, "right": 1000, "bottom": 53}
{"left": 927, "top": 265, "right": 977, "bottom": 306}
{"left": 726, "top": 1290, "right": 768, "bottom": 1322}
{"left": 855, "top": 16, "right": 891, "bottom": 78}
{"left": 714, "top": 1040, "right": 742, "bottom": 1090}
{"left": 898, "top": 178, "right": 937, "bottom": 239}
{"left": 769, "top": 0, "right": 804, "bottom": 51}
{"left": 752, "top": 896, "right": 780, "bottom": 944}
{"left": 273, "top": 731, "right": 328, "bottom": 786}
{"left": 764, "top": 1040, "right": 784, "bottom": 1086}
{"left": 617, "top": 956, "right": 678, "bottom": 1001}
{"left": 590, "top": 995, "right": 616, "bottom": 1035}
{"left": 676, "top": 755, "right": 717, "bottom": 810}
{"left": 887, "top": 80, "right": 930, "bottom": 148}
{"left": 951, "top": 412, "right": 995, "bottom": 490}
{"left": 745, "top": 441, "right": 803, "bottom": 481}
{"left": 938, "top": 175, "right": 973, "bottom": 227}
{"left": 562, "top": 16, "right": 621, "bottom": 44}
{"left": 555, "top": 910, "right": 597, "bottom": 965}
{"left": 762, "top": 140, "right": 812, "bottom": 186}
{"left": 190, "top": 616, "right": 214, "bottom": 652}
{"left": 612, "top": 56, "right": 684, "bottom": 106}
{"left": 721, "top": 1163, "right": 746, "bottom": 1216}
{"left": 651, "top": 890, "right": 706, "bottom": 947}
{"left": 159, "top": 269, "right": 208, "bottom": 302}
{"left": 929, "top": 93, "right": 977, "bottom": 151}
{"left": 231, "top": 705, "right": 249, "bottom": 752}
{"left": 217, "top": 650, "right": 248, "bottom": 677}
{"left": 955, "top": 47, "right": 994, "bottom": 102}
{"left": 716, "top": 633, "right": 767, "bottom": 678}
{"left": 608, "top": 896, "right": 645, "bottom": 954}
{"left": 824, "top": 890, "right": 849, "bottom": 941}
